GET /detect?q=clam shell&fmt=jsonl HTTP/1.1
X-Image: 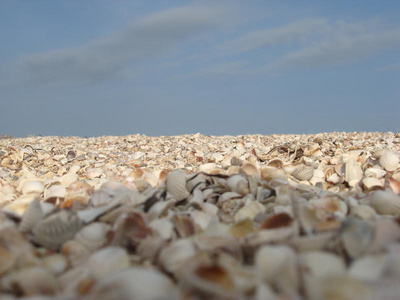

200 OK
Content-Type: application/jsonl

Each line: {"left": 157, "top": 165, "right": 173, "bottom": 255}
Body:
{"left": 87, "top": 246, "right": 130, "bottom": 280}
{"left": 380, "top": 150, "right": 399, "bottom": 172}
{"left": 32, "top": 211, "right": 84, "bottom": 250}
{"left": 367, "top": 189, "right": 400, "bottom": 215}
{"left": 166, "top": 170, "right": 189, "bottom": 201}
{"left": 74, "top": 222, "right": 111, "bottom": 252}
{"left": 292, "top": 165, "right": 314, "bottom": 181}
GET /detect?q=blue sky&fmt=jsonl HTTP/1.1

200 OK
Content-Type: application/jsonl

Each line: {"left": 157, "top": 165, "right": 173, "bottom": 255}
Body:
{"left": 1, "top": 0, "right": 399, "bottom": 137}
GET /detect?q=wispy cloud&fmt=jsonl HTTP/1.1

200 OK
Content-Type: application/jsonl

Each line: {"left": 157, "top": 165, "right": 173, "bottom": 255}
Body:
{"left": 218, "top": 18, "right": 330, "bottom": 54}
{"left": 269, "top": 27, "right": 400, "bottom": 70}
{"left": 0, "top": 4, "right": 237, "bottom": 86}
{"left": 379, "top": 62, "right": 400, "bottom": 71}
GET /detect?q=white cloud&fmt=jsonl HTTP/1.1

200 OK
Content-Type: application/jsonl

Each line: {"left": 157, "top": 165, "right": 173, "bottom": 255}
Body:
{"left": 269, "top": 27, "right": 400, "bottom": 70}
{"left": 218, "top": 18, "right": 330, "bottom": 54}
{"left": 0, "top": 4, "right": 237, "bottom": 86}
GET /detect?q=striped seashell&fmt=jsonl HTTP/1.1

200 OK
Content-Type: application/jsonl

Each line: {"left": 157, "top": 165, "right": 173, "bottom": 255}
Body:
{"left": 292, "top": 165, "right": 314, "bottom": 181}
{"left": 19, "top": 197, "right": 43, "bottom": 233}
{"left": 32, "top": 211, "right": 84, "bottom": 250}
{"left": 166, "top": 170, "right": 189, "bottom": 201}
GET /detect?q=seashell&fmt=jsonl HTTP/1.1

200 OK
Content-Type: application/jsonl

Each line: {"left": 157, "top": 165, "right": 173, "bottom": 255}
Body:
{"left": 166, "top": 170, "right": 189, "bottom": 201}
{"left": 136, "top": 235, "right": 165, "bottom": 261}
{"left": 60, "top": 172, "right": 79, "bottom": 186}
{"left": 22, "top": 180, "right": 44, "bottom": 195}
{"left": 194, "top": 235, "right": 242, "bottom": 261}
{"left": 199, "top": 163, "right": 218, "bottom": 173}
{"left": 86, "top": 168, "right": 103, "bottom": 179}
{"left": 234, "top": 201, "right": 265, "bottom": 222}
{"left": 300, "top": 251, "right": 346, "bottom": 300}
{"left": 63, "top": 181, "right": 93, "bottom": 208}
{"left": 44, "top": 184, "right": 66, "bottom": 203}
{"left": 380, "top": 150, "right": 399, "bottom": 171}
{"left": 362, "top": 177, "right": 384, "bottom": 191}
{"left": 367, "top": 189, "right": 400, "bottom": 215}
{"left": 58, "top": 266, "right": 92, "bottom": 294}
{"left": 267, "top": 158, "right": 284, "bottom": 169}
{"left": 349, "top": 205, "right": 376, "bottom": 220}
{"left": 74, "top": 222, "right": 111, "bottom": 252}
{"left": 318, "top": 276, "right": 372, "bottom": 300}
{"left": 260, "top": 166, "right": 287, "bottom": 181}
{"left": 3, "top": 194, "right": 37, "bottom": 216}
{"left": 149, "top": 218, "right": 174, "bottom": 239}
{"left": 18, "top": 197, "right": 43, "bottom": 233}
{"left": 86, "top": 267, "right": 178, "bottom": 300}
{"left": 218, "top": 191, "right": 242, "bottom": 203}
{"left": 241, "top": 163, "right": 260, "bottom": 178}
{"left": 1, "top": 266, "right": 59, "bottom": 296}
{"left": 32, "top": 211, "right": 84, "bottom": 250}
{"left": 292, "top": 165, "right": 314, "bottom": 181}
{"left": 186, "top": 173, "right": 207, "bottom": 193}
{"left": 368, "top": 218, "right": 400, "bottom": 254}
{"left": 159, "top": 239, "right": 197, "bottom": 274}
{"left": 344, "top": 158, "right": 363, "bottom": 186}
{"left": 348, "top": 255, "right": 387, "bottom": 281}
{"left": 42, "top": 254, "right": 68, "bottom": 275}
{"left": 389, "top": 177, "right": 400, "bottom": 194}
{"left": 226, "top": 175, "right": 249, "bottom": 195}
{"left": 255, "top": 245, "right": 298, "bottom": 296}
{"left": 373, "top": 148, "right": 387, "bottom": 159}
{"left": 87, "top": 246, "right": 130, "bottom": 280}
{"left": 364, "top": 167, "right": 386, "bottom": 179}
{"left": 340, "top": 217, "right": 374, "bottom": 259}
{"left": 177, "top": 253, "right": 236, "bottom": 298}
{"left": 229, "top": 218, "right": 254, "bottom": 239}
{"left": 289, "top": 231, "right": 337, "bottom": 252}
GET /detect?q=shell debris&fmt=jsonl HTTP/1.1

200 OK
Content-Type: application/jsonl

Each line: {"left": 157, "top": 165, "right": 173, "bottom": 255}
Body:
{"left": 0, "top": 132, "right": 400, "bottom": 298}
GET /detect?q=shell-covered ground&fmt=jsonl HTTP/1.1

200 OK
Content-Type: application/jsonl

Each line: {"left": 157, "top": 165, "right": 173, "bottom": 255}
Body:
{"left": 1, "top": 132, "right": 400, "bottom": 300}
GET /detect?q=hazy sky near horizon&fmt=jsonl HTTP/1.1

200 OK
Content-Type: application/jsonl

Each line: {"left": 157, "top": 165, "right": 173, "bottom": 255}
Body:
{"left": 1, "top": 0, "right": 399, "bottom": 137}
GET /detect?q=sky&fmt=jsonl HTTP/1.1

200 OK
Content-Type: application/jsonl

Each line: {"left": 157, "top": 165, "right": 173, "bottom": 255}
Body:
{"left": 0, "top": 0, "right": 399, "bottom": 137}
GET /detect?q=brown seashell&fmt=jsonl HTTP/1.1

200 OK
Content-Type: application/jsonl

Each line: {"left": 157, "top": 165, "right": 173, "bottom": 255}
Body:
{"left": 259, "top": 213, "right": 293, "bottom": 229}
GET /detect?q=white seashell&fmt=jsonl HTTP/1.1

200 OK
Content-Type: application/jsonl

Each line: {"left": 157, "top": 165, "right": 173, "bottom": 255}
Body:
{"left": 364, "top": 167, "right": 387, "bottom": 179}
{"left": 63, "top": 240, "right": 91, "bottom": 270}
{"left": 367, "top": 189, "right": 400, "bottom": 215}
{"left": 86, "top": 168, "right": 103, "bottom": 179}
{"left": 349, "top": 255, "right": 387, "bottom": 281}
{"left": 32, "top": 211, "right": 84, "bottom": 250}
{"left": 42, "top": 254, "right": 68, "bottom": 275}
{"left": 44, "top": 185, "right": 66, "bottom": 202}
{"left": 58, "top": 266, "right": 92, "bottom": 294}
{"left": 3, "top": 194, "right": 38, "bottom": 216}
{"left": 22, "top": 181, "right": 44, "bottom": 195}
{"left": 341, "top": 217, "right": 374, "bottom": 258}
{"left": 350, "top": 205, "right": 376, "bottom": 220}
{"left": 149, "top": 218, "right": 174, "bottom": 239}
{"left": 344, "top": 158, "right": 363, "bottom": 186}
{"left": 87, "top": 246, "right": 130, "bottom": 280}
{"left": 159, "top": 239, "right": 197, "bottom": 274}
{"left": 380, "top": 150, "right": 399, "bottom": 171}
{"left": 1, "top": 266, "right": 59, "bottom": 296}
{"left": 74, "top": 222, "right": 111, "bottom": 252}
{"left": 362, "top": 177, "right": 384, "bottom": 191}
{"left": 289, "top": 231, "right": 337, "bottom": 252}
{"left": 87, "top": 267, "right": 178, "bottom": 300}
{"left": 241, "top": 163, "right": 260, "bottom": 178}
{"left": 227, "top": 175, "right": 249, "bottom": 195}
{"left": 292, "top": 165, "right": 314, "bottom": 181}
{"left": 199, "top": 163, "right": 218, "bottom": 173}
{"left": 19, "top": 197, "right": 43, "bottom": 233}
{"left": 234, "top": 201, "right": 266, "bottom": 222}
{"left": 255, "top": 245, "right": 298, "bottom": 295}
{"left": 166, "top": 170, "right": 189, "bottom": 201}
{"left": 60, "top": 172, "right": 79, "bottom": 186}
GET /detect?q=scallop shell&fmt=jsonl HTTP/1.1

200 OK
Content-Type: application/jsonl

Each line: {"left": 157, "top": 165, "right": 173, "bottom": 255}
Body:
{"left": 367, "top": 189, "right": 400, "bottom": 215}
{"left": 380, "top": 150, "right": 399, "bottom": 172}
{"left": 292, "top": 165, "right": 314, "bottom": 181}
{"left": 18, "top": 197, "right": 43, "bottom": 233}
{"left": 74, "top": 222, "right": 111, "bottom": 252}
{"left": 166, "top": 170, "right": 189, "bottom": 201}
{"left": 32, "top": 211, "right": 84, "bottom": 250}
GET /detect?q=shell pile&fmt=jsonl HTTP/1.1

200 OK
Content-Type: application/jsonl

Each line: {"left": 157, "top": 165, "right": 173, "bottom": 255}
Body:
{"left": 1, "top": 132, "right": 400, "bottom": 299}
